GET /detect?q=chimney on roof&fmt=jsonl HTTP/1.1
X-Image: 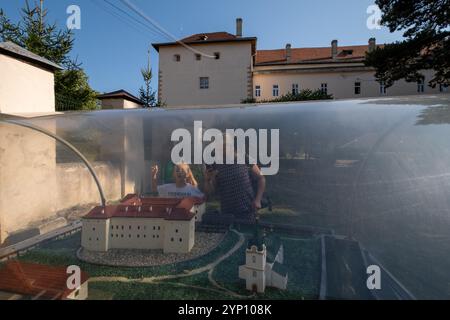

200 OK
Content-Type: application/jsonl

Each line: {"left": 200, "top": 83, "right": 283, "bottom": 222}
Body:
{"left": 286, "top": 43, "right": 292, "bottom": 62}
{"left": 369, "top": 37, "right": 376, "bottom": 52}
{"left": 331, "top": 40, "right": 338, "bottom": 59}
{"left": 236, "top": 18, "right": 243, "bottom": 37}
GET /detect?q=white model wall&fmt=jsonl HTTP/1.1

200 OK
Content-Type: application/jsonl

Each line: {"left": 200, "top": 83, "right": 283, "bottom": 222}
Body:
{"left": 0, "top": 54, "right": 55, "bottom": 114}
{"left": 158, "top": 42, "right": 253, "bottom": 107}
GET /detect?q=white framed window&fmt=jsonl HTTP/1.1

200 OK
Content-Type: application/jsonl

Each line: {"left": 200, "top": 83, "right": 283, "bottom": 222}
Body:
{"left": 354, "top": 82, "right": 361, "bottom": 95}
{"left": 273, "top": 85, "right": 279, "bottom": 97}
{"left": 440, "top": 84, "right": 449, "bottom": 92}
{"left": 417, "top": 79, "right": 425, "bottom": 93}
{"left": 173, "top": 54, "right": 181, "bottom": 62}
{"left": 200, "top": 77, "right": 209, "bottom": 89}
{"left": 380, "top": 81, "right": 387, "bottom": 95}
{"left": 255, "top": 85, "right": 261, "bottom": 97}
{"left": 292, "top": 83, "right": 299, "bottom": 95}
{"left": 321, "top": 83, "right": 328, "bottom": 94}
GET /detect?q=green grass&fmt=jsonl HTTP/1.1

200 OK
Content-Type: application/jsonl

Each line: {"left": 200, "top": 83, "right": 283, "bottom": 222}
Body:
{"left": 18, "top": 231, "right": 240, "bottom": 279}
{"left": 211, "top": 235, "right": 321, "bottom": 300}
{"left": 88, "top": 281, "right": 234, "bottom": 300}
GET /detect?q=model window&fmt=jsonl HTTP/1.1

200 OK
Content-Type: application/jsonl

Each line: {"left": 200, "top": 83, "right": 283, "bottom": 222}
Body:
{"left": 273, "top": 85, "right": 279, "bottom": 97}
{"left": 321, "top": 83, "right": 328, "bottom": 94}
{"left": 176, "top": 229, "right": 179, "bottom": 233}
{"left": 171, "top": 238, "right": 174, "bottom": 242}
{"left": 354, "top": 82, "right": 361, "bottom": 95}
{"left": 179, "top": 238, "right": 183, "bottom": 242}
{"left": 200, "top": 77, "right": 209, "bottom": 89}
{"left": 255, "top": 85, "right": 261, "bottom": 97}
{"left": 195, "top": 54, "right": 201, "bottom": 61}
{"left": 214, "top": 52, "right": 220, "bottom": 59}
{"left": 174, "top": 54, "right": 181, "bottom": 62}
{"left": 417, "top": 79, "right": 425, "bottom": 93}
{"left": 292, "top": 83, "right": 299, "bottom": 95}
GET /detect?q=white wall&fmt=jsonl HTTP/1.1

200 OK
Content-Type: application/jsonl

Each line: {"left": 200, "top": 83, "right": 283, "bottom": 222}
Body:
{"left": 253, "top": 68, "right": 442, "bottom": 101}
{"left": 0, "top": 54, "right": 55, "bottom": 114}
{"left": 101, "top": 98, "right": 142, "bottom": 110}
{"left": 158, "top": 42, "right": 253, "bottom": 107}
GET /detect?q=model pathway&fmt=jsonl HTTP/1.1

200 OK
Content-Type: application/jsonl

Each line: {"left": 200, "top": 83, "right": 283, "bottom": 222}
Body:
{"left": 89, "top": 229, "right": 250, "bottom": 298}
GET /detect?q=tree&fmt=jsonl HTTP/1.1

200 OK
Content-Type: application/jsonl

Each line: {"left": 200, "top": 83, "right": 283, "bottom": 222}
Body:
{"left": 0, "top": 1, "right": 98, "bottom": 110}
{"left": 365, "top": 0, "right": 450, "bottom": 88}
{"left": 139, "top": 49, "right": 157, "bottom": 108}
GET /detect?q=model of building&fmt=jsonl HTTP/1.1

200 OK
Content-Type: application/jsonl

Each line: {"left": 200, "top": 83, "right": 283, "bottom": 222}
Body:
{"left": 81, "top": 194, "right": 206, "bottom": 254}
{"left": 0, "top": 260, "right": 89, "bottom": 300}
{"left": 239, "top": 222, "right": 288, "bottom": 293}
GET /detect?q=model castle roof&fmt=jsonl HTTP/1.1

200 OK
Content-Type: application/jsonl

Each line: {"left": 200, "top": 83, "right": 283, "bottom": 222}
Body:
{"left": 84, "top": 194, "right": 205, "bottom": 221}
{"left": 0, "top": 261, "right": 88, "bottom": 300}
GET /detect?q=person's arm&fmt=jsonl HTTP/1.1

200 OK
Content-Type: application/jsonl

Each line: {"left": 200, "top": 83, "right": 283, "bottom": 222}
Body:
{"left": 250, "top": 164, "right": 266, "bottom": 210}
{"left": 203, "top": 166, "right": 218, "bottom": 196}
{"left": 151, "top": 165, "right": 159, "bottom": 193}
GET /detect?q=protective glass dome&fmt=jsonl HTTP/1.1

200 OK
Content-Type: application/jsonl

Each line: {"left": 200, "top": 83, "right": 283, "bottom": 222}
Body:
{"left": 1, "top": 95, "right": 450, "bottom": 300}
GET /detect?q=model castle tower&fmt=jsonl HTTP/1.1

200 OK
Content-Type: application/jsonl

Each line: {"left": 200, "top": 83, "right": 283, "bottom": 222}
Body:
{"left": 239, "top": 218, "right": 288, "bottom": 293}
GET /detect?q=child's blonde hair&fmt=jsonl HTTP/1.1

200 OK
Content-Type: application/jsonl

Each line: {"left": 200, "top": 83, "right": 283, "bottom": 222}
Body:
{"left": 173, "top": 163, "right": 198, "bottom": 187}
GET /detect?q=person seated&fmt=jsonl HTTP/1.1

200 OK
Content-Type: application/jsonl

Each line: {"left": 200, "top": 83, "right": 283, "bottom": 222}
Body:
{"left": 151, "top": 163, "right": 204, "bottom": 198}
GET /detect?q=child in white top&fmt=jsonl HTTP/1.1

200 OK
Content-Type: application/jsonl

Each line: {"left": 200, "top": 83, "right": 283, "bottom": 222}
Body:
{"left": 151, "top": 163, "right": 204, "bottom": 198}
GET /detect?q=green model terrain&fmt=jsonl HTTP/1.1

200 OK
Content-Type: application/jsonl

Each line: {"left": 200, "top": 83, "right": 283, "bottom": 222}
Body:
{"left": 13, "top": 219, "right": 322, "bottom": 300}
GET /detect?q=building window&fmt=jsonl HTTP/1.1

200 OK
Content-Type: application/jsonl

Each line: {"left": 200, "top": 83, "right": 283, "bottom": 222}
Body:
{"left": 380, "top": 81, "right": 387, "bottom": 95}
{"left": 195, "top": 54, "right": 201, "bottom": 61}
{"left": 255, "top": 85, "right": 261, "bottom": 97}
{"left": 354, "top": 82, "right": 361, "bottom": 95}
{"left": 440, "top": 84, "right": 449, "bottom": 92}
{"left": 200, "top": 77, "right": 209, "bottom": 89}
{"left": 158, "top": 226, "right": 161, "bottom": 230}
{"left": 179, "top": 238, "right": 183, "bottom": 242}
{"left": 174, "top": 54, "right": 181, "bottom": 62}
{"left": 171, "top": 238, "right": 174, "bottom": 242}
{"left": 321, "top": 83, "right": 328, "bottom": 94}
{"left": 417, "top": 79, "right": 425, "bottom": 93}
{"left": 292, "top": 84, "right": 299, "bottom": 95}
{"left": 214, "top": 52, "right": 220, "bottom": 60}
{"left": 175, "top": 229, "right": 179, "bottom": 233}
{"left": 273, "top": 85, "right": 279, "bottom": 97}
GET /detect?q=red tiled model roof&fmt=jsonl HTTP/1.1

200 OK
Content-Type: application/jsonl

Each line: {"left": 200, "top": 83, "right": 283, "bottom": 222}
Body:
{"left": 256, "top": 44, "right": 384, "bottom": 65}
{"left": 0, "top": 261, "right": 88, "bottom": 300}
{"left": 85, "top": 195, "right": 204, "bottom": 221}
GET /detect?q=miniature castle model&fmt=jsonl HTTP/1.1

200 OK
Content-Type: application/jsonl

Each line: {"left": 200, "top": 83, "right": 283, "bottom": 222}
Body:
{"left": 0, "top": 261, "right": 89, "bottom": 300}
{"left": 239, "top": 222, "right": 288, "bottom": 293}
{"left": 81, "top": 194, "right": 206, "bottom": 254}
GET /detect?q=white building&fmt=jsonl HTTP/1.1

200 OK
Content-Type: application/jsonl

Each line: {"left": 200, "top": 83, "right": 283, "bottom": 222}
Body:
{"left": 152, "top": 19, "right": 448, "bottom": 108}
{"left": 97, "top": 89, "right": 143, "bottom": 110}
{"left": 0, "top": 41, "right": 62, "bottom": 115}
{"left": 239, "top": 230, "right": 288, "bottom": 293}
{"left": 82, "top": 195, "right": 205, "bottom": 254}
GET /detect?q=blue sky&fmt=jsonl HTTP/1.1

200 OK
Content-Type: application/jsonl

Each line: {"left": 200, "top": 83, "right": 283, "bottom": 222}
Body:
{"left": 1, "top": 0, "right": 404, "bottom": 96}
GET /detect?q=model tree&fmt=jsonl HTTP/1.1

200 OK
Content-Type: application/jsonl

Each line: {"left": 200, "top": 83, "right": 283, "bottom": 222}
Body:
{"left": 365, "top": 0, "right": 450, "bottom": 88}
{"left": 139, "top": 48, "right": 158, "bottom": 108}
{"left": 0, "top": 1, "right": 98, "bottom": 110}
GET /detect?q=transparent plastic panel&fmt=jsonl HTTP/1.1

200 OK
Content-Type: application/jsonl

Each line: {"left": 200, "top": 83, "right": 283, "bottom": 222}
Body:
{"left": 1, "top": 95, "right": 450, "bottom": 300}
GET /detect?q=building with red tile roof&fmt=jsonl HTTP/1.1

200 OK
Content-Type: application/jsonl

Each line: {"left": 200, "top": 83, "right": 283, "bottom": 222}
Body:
{"left": 0, "top": 260, "right": 88, "bottom": 300}
{"left": 81, "top": 194, "right": 206, "bottom": 254}
{"left": 151, "top": 19, "right": 444, "bottom": 107}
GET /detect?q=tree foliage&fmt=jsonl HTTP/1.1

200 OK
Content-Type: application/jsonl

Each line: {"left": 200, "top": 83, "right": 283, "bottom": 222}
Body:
{"left": 139, "top": 61, "right": 157, "bottom": 108}
{"left": 365, "top": 0, "right": 450, "bottom": 87}
{"left": 0, "top": 1, "right": 98, "bottom": 110}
